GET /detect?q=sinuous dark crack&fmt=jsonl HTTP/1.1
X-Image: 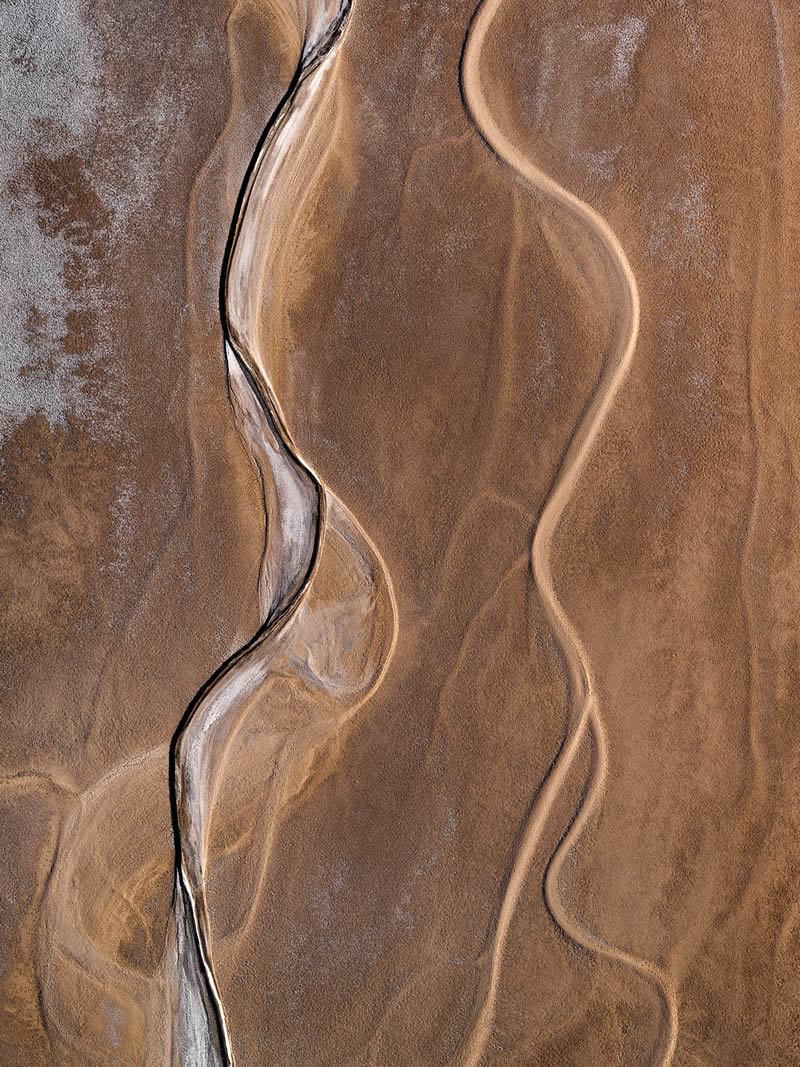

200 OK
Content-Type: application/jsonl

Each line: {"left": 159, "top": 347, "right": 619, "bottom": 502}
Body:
{"left": 167, "top": 3, "right": 360, "bottom": 1063}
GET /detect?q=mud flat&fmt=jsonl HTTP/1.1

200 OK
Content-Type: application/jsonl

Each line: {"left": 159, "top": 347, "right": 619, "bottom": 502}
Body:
{"left": 2, "top": 1, "right": 800, "bottom": 1063}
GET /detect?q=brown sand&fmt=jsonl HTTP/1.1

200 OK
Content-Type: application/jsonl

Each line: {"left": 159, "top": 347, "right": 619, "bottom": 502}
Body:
{"left": 2, "top": 0, "right": 800, "bottom": 1063}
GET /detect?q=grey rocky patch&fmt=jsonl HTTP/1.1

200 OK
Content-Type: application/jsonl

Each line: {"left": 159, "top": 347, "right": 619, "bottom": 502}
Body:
{"left": 0, "top": 0, "right": 106, "bottom": 439}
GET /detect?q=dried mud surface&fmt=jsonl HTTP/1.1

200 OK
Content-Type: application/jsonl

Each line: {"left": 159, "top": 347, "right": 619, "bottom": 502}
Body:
{"left": 2, "top": 1, "right": 800, "bottom": 1064}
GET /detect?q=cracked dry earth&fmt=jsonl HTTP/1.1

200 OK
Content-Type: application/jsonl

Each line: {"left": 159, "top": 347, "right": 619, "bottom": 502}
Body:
{"left": 2, "top": 1, "right": 800, "bottom": 1064}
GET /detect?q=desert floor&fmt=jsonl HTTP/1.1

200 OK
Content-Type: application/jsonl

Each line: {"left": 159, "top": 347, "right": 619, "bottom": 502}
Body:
{"left": 2, "top": 1, "right": 800, "bottom": 1064}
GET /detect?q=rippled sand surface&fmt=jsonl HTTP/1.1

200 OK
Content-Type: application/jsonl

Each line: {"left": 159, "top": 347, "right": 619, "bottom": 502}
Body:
{"left": 2, "top": 1, "right": 800, "bottom": 1063}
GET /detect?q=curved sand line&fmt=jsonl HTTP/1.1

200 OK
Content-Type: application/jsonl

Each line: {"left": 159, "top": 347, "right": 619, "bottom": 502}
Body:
{"left": 168, "top": 3, "right": 363, "bottom": 1064}
{"left": 459, "top": 3, "right": 678, "bottom": 1064}
{"left": 37, "top": 743, "right": 173, "bottom": 1065}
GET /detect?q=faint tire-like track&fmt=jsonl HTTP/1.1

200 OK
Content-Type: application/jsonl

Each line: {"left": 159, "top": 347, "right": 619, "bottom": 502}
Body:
{"left": 458, "top": 2, "right": 678, "bottom": 1064}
